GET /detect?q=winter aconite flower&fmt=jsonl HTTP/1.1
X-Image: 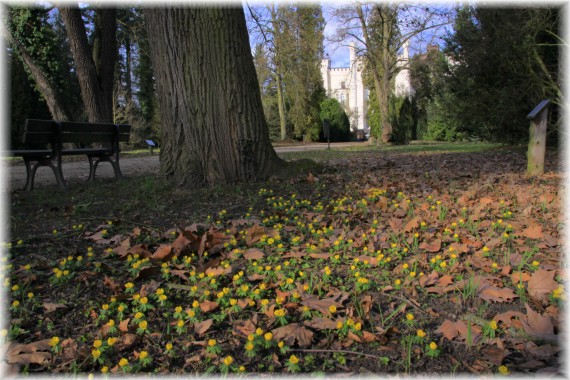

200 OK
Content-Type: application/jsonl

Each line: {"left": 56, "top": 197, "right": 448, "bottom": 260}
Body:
{"left": 498, "top": 365, "right": 510, "bottom": 375}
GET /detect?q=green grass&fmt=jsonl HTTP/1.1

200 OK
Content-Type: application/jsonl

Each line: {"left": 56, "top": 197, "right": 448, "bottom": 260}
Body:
{"left": 278, "top": 141, "right": 500, "bottom": 161}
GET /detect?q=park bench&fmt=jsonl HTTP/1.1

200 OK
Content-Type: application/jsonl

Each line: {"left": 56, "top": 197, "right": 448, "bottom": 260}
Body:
{"left": 9, "top": 119, "right": 131, "bottom": 191}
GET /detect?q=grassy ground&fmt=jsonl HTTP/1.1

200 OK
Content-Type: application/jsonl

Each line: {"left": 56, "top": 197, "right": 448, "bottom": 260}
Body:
{"left": 3, "top": 142, "right": 563, "bottom": 376}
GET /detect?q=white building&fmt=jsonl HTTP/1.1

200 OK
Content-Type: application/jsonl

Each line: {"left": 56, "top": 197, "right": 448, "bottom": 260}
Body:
{"left": 320, "top": 42, "right": 413, "bottom": 135}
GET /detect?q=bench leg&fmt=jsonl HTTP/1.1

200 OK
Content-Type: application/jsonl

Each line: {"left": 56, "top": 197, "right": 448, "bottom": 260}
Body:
{"left": 49, "top": 158, "right": 67, "bottom": 190}
{"left": 23, "top": 159, "right": 33, "bottom": 192}
{"left": 87, "top": 155, "right": 123, "bottom": 181}
{"left": 87, "top": 156, "right": 97, "bottom": 182}
{"left": 23, "top": 157, "right": 66, "bottom": 191}
{"left": 109, "top": 160, "right": 124, "bottom": 179}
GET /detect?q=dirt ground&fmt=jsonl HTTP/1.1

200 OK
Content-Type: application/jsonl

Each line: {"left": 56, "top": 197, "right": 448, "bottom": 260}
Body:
{"left": 3, "top": 142, "right": 364, "bottom": 192}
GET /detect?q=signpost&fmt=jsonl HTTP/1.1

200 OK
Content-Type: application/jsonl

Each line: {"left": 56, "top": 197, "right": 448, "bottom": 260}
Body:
{"left": 526, "top": 100, "right": 550, "bottom": 175}
{"left": 146, "top": 140, "right": 157, "bottom": 155}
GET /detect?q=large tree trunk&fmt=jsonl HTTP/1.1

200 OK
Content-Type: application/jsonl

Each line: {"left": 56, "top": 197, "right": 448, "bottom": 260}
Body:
{"left": 144, "top": 7, "right": 281, "bottom": 186}
{"left": 59, "top": 5, "right": 116, "bottom": 123}
{"left": 9, "top": 37, "right": 70, "bottom": 121}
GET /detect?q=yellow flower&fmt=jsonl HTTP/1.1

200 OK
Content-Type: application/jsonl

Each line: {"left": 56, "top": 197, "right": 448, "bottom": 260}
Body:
{"left": 208, "top": 339, "right": 217, "bottom": 347}
{"left": 329, "top": 305, "right": 337, "bottom": 313}
{"left": 165, "top": 342, "right": 173, "bottom": 351}
{"left": 49, "top": 336, "right": 59, "bottom": 347}
{"left": 406, "top": 313, "right": 414, "bottom": 321}
{"left": 417, "top": 329, "right": 426, "bottom": 338}
{"left": 140, "top": 297, "right": 148, "bottom": 305}
{"left": 336, "top": 321, "right": 344, "bottom": 329}
{"left": 274, "top": 309, "right": 286, "bottom": 317}
{"left": 177, "top": 319, "right": 184, "bottom": 328}
{"left": 354, "top": 322, "right": 362, "bottom": 331}
{"left": 192, "top": 300, "right": 200, "bottom": 308}
{"left": 498, "top": 365, "right": 510, "bottom": 375}
{"left": 278, "top": 341, "right": 285, "bottom": 348}
{"left": 247, "top": 334, "right": 255, "bottom": 342}
{"left": 0, "top": 329, "right": 7, "bottom": 337}
{"left": 175, "top": 306, "right": 183, "bottom": 313}
{"left": 531, "top": 260, "right": 540, "bottom": 267}
{"left": 223, "top": 356, "right": 233, "bottom": 366}
{"left": 101, "top": 304, "right": 109, "bottom": 310}
{"left": 245, "top": 342, "right": 254, "bottom": 351}
{"left": 429, "top": 342, "right": 438, "bottom": 350}
{"left": 256, "top": 327, "right": 264, "bottom": 335}
{"left": 92, "top": 349, "right": 101, "bottom": 359}
{"left": 489, "top": 320, "right": 498, "bottom": 330}
{"left": 139, "top": 351, "right": 148, "bottom": 360}
{"left": 93, "top": 339, "right": 102, "bottom": 348}
{"left": 138, "top": 320, "right": 147, "bottom": 329}
{"left": 101, "top": 366, "right": 109, "bottom": 374}
{"left": 264, "top": 332, "right": 273, "bottom": 341}
{"left": 395, "top": 279, "right": 401, "bottom": 286}
{"left": 12, "top": 300, "right": 19, "bottom": 308}
{"left": 107, "top": 337, "right": 117, "bottom": 346}
{"left": 118, "top": 358, "right": 129, "bottom": 367}
{"left": 239, "top": 365, "right": 245, "bottom": 372}
{"left": 289, "top": 355, "right": 299, "bottom": 364}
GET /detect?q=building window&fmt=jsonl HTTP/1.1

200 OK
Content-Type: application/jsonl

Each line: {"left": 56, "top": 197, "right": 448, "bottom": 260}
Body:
{"left": 340, "top": 93, "right": 345, "bottom": 104}
{"left": 341, "top": 81, "right": 345, "bottom": 89}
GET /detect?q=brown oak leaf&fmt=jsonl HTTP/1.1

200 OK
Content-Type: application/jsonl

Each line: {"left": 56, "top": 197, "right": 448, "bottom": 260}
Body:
{"left": 528, "top": 269, "right": 558, "bottom": 302}
{"left": 194, "top": 319, "right": 213, "bottom": 336}
{"left": 271, "top": 323, "right": 313, "bottom": 347}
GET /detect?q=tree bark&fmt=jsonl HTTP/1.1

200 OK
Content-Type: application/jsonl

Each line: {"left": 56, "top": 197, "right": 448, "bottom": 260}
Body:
{"left": 144, "top": 7, "right": 281, "bottom": 186}
{"left": 59, "top": 5, "right": 116, "bottom": 123}
{"left": 8, "top": 37, "right": 70, "bottom": 121}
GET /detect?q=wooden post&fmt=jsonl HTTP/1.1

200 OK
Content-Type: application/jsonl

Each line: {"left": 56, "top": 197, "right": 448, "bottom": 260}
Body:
{"left": 526, "top": 100, "right": 550, "bottom": 176}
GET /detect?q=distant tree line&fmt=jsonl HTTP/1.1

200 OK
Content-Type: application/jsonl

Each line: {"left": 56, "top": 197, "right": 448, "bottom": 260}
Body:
{"left": 6, "top": 3, "right": 561, "bottom": 154}
{"left": 408, "top": 7, "right": 561, "bottom": 145}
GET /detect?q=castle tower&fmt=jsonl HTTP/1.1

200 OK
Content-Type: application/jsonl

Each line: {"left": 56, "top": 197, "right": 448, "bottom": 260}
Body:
{"left": 395, "top": 40, "right": 414, "bottom": 98}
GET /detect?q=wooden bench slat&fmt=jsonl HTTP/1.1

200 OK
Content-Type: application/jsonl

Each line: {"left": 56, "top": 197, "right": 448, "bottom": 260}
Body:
{"left": 24, "top": 119, "right": 56, "bottom": 132}
{"left": 61, "top": 148, "right": 112, "bottom": 155}
{"left": 13, "top": 119, "right": 131, "bottom": 191}
{"left": 60, "top": 134, "right": 116, "bottom": 143}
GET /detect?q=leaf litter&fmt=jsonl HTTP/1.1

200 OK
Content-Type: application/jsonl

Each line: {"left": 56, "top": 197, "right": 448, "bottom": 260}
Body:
{"left": 5, "top": 146, "right": 563, "bottom": 375}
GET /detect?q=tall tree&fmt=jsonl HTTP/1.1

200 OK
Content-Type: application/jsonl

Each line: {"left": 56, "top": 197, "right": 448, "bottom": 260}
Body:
{"left": 443, "top": 6, "right": 560, "bottom": 143}
{"left": 4, "top": 6, "right": 73, "bottom": 121}
{"left": 144, "top": 7, "right": 281, "bottom": 186}
{"left": 59, "top": 5, "right": 117, "bottom": 123}
{"left": 285, "top": 5, "right": 326, "bottom": 142}
{"left": 333, "top": 3, "right": 450, "bottom": 143}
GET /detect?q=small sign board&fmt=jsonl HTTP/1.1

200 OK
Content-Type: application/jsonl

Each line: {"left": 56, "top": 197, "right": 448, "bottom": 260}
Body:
{"left": 146, "top": 140, "right": 156, "bottom": 147}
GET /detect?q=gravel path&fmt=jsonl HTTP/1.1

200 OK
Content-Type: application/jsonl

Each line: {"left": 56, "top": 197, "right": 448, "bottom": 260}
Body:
{"left": 3, "top": 142, "right": 364, "bottom": 191}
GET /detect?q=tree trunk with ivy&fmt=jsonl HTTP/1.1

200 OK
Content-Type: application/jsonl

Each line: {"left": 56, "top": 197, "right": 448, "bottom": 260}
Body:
{"left": 144, "top": 7, "right": 281, "bottom": 186}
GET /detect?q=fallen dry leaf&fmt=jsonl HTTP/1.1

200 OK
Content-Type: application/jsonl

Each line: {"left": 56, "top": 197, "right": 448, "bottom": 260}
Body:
{"left": 151, "top": 244, "right": 174, "bottom": 261}
{"left": 243, "top": 248, "right": 265, "bottom": 260}
{"left": 194, "top": 319, "right": 213, "bottom": 336}
{"left": 478, "top": 285, "right": 517, "bottom": 303}
{"left": 522, "top": 224, "right": 544, "bottom": 240}
{"left": 527, "top": 269, "right": 558, "bottom": 302}
{"left": 199, "top": 301, "right": 219, "bottom": 313}
{"left": 272, "top": 323, "right": 313, "bottom": 347}
{"left": 303, "top": 317, "right": 340, "bottom": 330}
{"left": 420, "top": 239, "right": 441, "bottom": 253}
{"left": 521, "top": 304, "right": 557, "bottom": 342}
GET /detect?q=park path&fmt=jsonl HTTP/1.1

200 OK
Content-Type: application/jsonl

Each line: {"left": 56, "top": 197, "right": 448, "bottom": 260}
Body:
{"left": 3, "top": 142, "right": 364, "bottom": 191}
